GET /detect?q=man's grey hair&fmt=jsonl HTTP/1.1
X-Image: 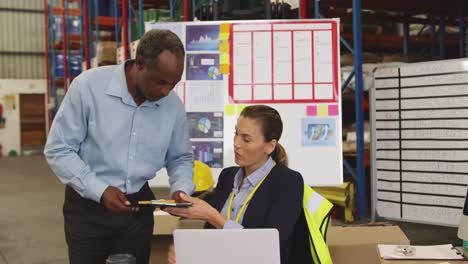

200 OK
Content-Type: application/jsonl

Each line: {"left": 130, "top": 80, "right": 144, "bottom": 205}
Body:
{"left": 136, "top": 29, "right": 185, "bottom": 67}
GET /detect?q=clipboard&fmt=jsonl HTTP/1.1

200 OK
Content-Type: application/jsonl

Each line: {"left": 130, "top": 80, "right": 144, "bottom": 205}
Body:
{"left": 377, "top": 244, "right": 464, "bottom": 260}
{"left": 132, "top": 199, "right": 192, "bottom": 208}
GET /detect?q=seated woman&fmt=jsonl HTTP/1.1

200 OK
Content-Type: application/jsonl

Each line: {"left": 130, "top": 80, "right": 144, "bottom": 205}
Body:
{"left": 164, "top": 105, "right": 308, "bottom": 264}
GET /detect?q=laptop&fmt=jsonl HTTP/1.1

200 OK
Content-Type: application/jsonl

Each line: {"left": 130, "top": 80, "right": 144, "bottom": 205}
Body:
{"left": 458, "top": 188, "right": 468, "bottom": 239}
{"left": 174, "top": 229, "right": 281, "bottom": 264}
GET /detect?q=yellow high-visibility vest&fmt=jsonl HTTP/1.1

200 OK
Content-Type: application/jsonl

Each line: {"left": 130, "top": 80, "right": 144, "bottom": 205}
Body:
{"left": 303, "top": 184, "right": 334, "bottom": 264}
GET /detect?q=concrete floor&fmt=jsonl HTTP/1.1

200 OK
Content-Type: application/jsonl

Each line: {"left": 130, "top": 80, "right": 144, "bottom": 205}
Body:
{"left": 0, "top": 155, "right": 66, "bottom": 264}
{"left": 0, "top": 155, "right": 461, "bottom": 264}
{"left": 0, "top": 155, "right": 171, "bottom": 264}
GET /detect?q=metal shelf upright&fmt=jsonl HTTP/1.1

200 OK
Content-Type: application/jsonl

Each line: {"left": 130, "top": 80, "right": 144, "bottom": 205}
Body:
{"left": 306, "top": 0, "right": 367, "bottom": 219}
{"left": 122, "top": 0, "right": 129, "bottom": 60}
{"left": 44, "top": 0, "right": 52, "bottom": 127}
{"left": 82, "top": 0, "right": 90, "bottom": 69}
{"left": 62, "top": 0, "right": 69, "bottom": 93}
{"left": 351, "top": 0, "right": 366, "bottom": 220}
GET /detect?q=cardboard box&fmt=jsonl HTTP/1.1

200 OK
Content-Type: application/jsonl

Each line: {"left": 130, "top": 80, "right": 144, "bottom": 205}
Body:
{"left": 327, "top": 225, "right": 410, "bottom": 264}
{"left": 116, "top": 46, "right": 125, "bottom": 65}
{"left": 96, "top": 41, "right": 116, "bottom": 64}
{"left": 153, "top": 210, "right": 179, "bottom": 235}
{"left": 130, "top": 40, "right": 139, "bottom": 60}
{"left": 177, "top": 219, "right": 206, "bottom": 229}
{"left": 153, "top": 211, "right": 205, "bottom": 235}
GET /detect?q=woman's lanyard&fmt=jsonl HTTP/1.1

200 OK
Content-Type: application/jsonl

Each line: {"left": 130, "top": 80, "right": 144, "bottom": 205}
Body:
{"left": 227, "top": 161, "right": 276, "bottom": 223}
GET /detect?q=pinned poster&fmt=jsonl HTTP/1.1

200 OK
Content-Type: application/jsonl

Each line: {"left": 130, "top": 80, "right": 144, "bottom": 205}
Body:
{"left": 219, "top": 33, "right": 229, "bottom": 41}
{"left": 3, "top": 94, "right": 16, "bottom": 111}
{"left": 219, "top": 42, "right": 230, "bottom": 53}
{"left": 186, "top": 25, "right": 220, "bottom": 51}
{"left": 220, "top": 23, "right": 230, "bottom": 34}
{"left": 301, "top": 117, "right": 336, "bottom": 146}
{"left": 317, "top": 105, "right": 328, "bottom": 116}
{"left": 224, "top": 104, "right": 245, "bottom": 116}
{"left": 186, "top": 81, "right": 224, "bottom": 112}
{"left": 186, "top": 54, "right": 222, "bottom": 81}
{"left": 187, "top": 112, "right": 224, "bottom": 138}
{"left": 220, "top": 64, "right": 230, "bottom": 74}
{"left": 220, "top": 53, "right": 230, "bottom": 65}
{"left": 224, "top": 105, "right": 235, "bottom": 116}
{"left": 219, "top": 28, "right": 231, "bottom": 75}
{"left": 192, "top": 140, "right": 223, "bottom": 168}
{"left": 306, "top": 105, "right": 317, "bottom": 116}
{"left": 219, "top": 23, "right": 230, "bottom": 41}
{"left": 328, "top": 104, "right": 339, "bottom": 116}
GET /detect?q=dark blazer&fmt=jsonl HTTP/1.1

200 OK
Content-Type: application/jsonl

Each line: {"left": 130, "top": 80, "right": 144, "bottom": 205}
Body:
{"left": 205, "top": 163, "right": 308, "bottom": 264}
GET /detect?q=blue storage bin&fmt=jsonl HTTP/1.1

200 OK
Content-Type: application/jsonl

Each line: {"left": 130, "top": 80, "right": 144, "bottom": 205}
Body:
{"left": 108, "top": 0, "right": 121, "bottom": 17}
{"left": 68, "top": 17, "right": 81, "bottom": 35}
{"left": 53, "top": 16, "right": 62, "bottom": 42}
{"left": 88, "top": 0, "right": 111, "bottom": 16}
{"left": 69, "top": 53, "right": 83, "bottom": 76}
{"left": 55, "top": 54, "right": 64, "bottom": 77}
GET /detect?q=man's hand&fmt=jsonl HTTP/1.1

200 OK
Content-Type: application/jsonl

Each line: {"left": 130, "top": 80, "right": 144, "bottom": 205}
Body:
{"left": 101, "top": 186, "right": 138, "bottom": 214}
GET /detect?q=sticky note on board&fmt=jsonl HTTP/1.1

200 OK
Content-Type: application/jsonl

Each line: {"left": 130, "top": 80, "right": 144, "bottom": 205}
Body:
{"left": 328, "top": 104, "right": 339, "bottom": 116}
{"left": 317, "top": 105, "right": 328, "bottom": 116}
{"left": 220, "top": 64, "right": 230, "bottom": 74}
{"left": 219, "top": 32, "right": 230, "bottom": 41}
{"left": 306, "top": 105, "right": 317, "bottom": 116}
{"left": 219, "top": 42, "right": 230, "bottom": 53}
{"left": 220, "top": 23, "right": 230, "bottom": 34}
{"left": 225, "top": 105, "right": 235, "bottom": 116}
{"left": 220, "top": 53, "right": 230, "bottom": 65}
{"left": 237, "top": 105, "right": 246, "bottom": 115}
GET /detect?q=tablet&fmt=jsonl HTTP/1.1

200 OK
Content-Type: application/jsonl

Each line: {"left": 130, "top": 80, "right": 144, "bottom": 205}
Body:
{"left": 133, "top": 199, "right": 192, "bottom": 208}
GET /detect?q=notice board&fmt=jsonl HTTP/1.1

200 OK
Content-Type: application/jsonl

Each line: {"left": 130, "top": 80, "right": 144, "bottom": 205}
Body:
{"left": 146, "top": 19, "right": 342, "bottom": 187}
{"left": 372, "top": 59, "right": 468, "bottom": 226}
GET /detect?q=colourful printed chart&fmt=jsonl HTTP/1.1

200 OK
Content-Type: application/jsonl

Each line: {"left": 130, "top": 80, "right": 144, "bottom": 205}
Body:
{"left": 229, "top": 21, "right": 339, "bottom": 104}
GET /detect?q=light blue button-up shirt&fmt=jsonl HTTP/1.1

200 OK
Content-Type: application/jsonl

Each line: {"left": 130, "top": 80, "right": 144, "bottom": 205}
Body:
{"left": 44, "top": 60, "right": 195, "bottom": 203}
{"left": 221, "top": 157, "right": 275, "bottom": 229}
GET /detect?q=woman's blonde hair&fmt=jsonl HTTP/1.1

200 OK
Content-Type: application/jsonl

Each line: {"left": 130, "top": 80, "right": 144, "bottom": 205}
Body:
{"left": 240, "top": 105, "right": 288, "bottom": 167}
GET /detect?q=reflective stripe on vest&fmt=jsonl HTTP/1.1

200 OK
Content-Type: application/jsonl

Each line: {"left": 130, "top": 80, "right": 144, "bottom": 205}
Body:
{"left": 304, "top": 184, "right": 333, "bottom": 237}
{"left": 303, "top": 184, "right": 333, "bottom": 264}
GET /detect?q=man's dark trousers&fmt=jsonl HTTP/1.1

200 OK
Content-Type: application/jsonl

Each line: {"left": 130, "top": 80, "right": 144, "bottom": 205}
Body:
{"left": 63, "top": 183, "right": 155, "bottom": 264}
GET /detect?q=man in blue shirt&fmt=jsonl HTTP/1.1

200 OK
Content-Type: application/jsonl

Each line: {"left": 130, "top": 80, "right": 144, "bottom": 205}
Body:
{"left": 44, "top": 29, "right": 194, "bottom": 264}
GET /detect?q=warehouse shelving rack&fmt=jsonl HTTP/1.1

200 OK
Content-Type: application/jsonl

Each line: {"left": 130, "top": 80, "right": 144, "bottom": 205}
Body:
{"left": 44, "top": 0, "right": 83, "bottom": 122}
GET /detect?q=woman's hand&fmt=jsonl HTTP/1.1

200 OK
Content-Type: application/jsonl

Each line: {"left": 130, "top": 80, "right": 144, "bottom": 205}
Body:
{"left": 162, "top": 193, "right": 226, "bottom": 228}
{"left": 167, "top": 244, "right": 176, "bottom": 264}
